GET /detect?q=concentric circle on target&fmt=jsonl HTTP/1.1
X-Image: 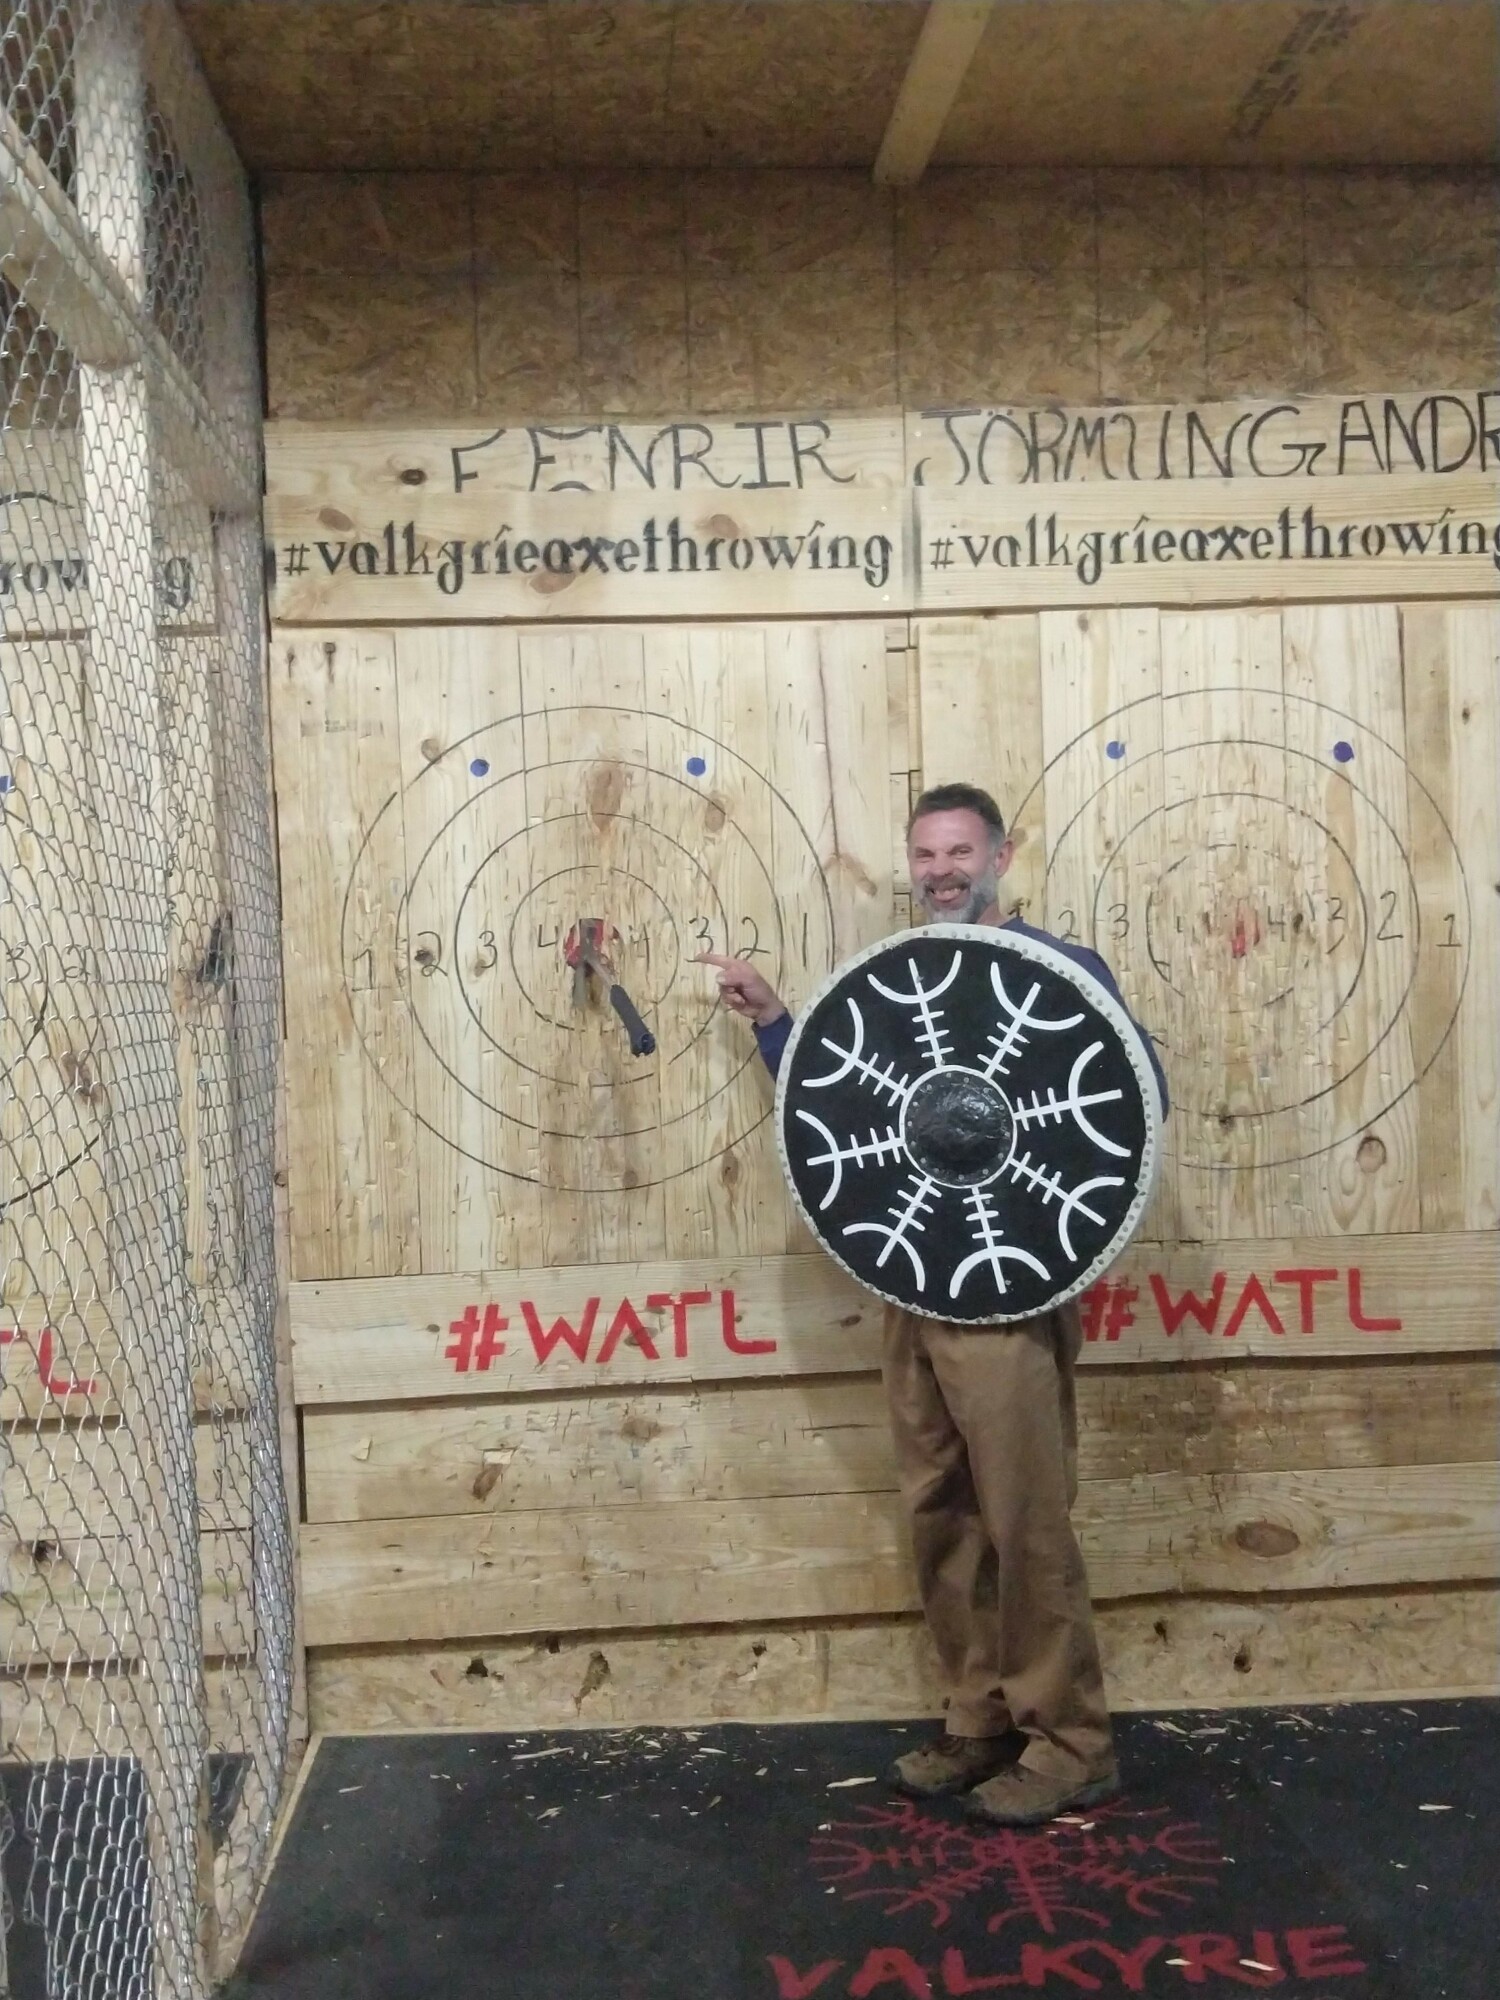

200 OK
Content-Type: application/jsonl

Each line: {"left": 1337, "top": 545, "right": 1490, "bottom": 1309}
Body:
{"left": 502, "top": 864, "right": 683, "bottom": 1031}
{"left": 1011, "top": 687, "right": 1471, "bottom": 1172}
{"left": 339, "top": 705, "right": 837, "bottom": 1193}
{"left": 449, "top": 816, "right": 732, "bottom": 1077}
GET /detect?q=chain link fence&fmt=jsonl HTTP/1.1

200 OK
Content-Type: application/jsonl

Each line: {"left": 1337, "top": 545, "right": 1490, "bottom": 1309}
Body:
{"left": 0, "top": 2, "right": 295, "bottom": 1993}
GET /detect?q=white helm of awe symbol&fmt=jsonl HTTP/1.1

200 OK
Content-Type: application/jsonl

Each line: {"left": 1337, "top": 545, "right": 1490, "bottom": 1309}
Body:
{"left": 775, "top": 924, "right": 1163, "bottom": 1325}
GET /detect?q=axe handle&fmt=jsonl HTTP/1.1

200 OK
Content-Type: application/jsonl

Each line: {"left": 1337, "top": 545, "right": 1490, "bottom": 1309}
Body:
{"left": 607, "top": 981, "right": 656, "bottom": 1058}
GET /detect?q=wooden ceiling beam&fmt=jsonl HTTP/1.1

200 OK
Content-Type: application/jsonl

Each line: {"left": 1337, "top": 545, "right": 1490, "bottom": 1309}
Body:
{"left": 873, "top": 0, "right": 995, "bottom": 186}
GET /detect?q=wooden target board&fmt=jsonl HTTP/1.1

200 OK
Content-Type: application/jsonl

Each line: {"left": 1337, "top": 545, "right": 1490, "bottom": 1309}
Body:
{"left": 272, "top": 621, "right": 903, "bottom": 1278}
{"left": 919, "top": 604, "right": 1500, "bottom": 1244}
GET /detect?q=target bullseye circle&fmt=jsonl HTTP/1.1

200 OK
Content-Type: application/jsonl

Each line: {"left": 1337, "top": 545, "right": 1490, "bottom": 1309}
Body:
{"left": 505, "top": 866, "right": 681, "bottom": 1030}
{"left": 1138, "top": 829, "right": 1366, "bottom": 1018}
{"left": 776, "top": 925, "right": 1162, "bottom": 1325}
{"left": 449, "top": 817, "right": 726, "bottom": 1075}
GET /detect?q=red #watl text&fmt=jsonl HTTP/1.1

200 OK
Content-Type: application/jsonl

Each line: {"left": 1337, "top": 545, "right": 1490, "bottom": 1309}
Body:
{"left": 443, "top": 1286, "right": 773, "bottom": 1372}
{"left": 1080, "top": 1267, "right": 1401, "bottom": 1342}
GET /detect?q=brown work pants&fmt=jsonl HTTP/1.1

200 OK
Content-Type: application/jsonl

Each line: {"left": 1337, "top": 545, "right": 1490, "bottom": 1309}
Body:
{"left": 883, "top": 1303, "right": 1115, "bottom": 1781}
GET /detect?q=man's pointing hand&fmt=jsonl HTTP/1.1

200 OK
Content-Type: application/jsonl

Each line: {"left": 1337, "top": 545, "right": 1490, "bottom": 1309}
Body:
{"left": 697, "top": 953, "right": 787, "bottom": 1028}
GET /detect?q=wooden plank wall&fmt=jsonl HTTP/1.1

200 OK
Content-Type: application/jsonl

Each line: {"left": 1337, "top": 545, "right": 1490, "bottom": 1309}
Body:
{"left": 270, "top": 590, "right": 1500, "bottom": 1731}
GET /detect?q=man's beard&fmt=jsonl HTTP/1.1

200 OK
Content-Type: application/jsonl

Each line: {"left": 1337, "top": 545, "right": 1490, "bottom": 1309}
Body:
{"left": 915, "top": 862, "right": 1000, "bottom": 924}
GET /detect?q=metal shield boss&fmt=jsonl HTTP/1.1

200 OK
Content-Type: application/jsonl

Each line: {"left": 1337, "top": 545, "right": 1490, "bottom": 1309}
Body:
{"left": 774, "top": 925, "right": 1163, "bottom": 1324}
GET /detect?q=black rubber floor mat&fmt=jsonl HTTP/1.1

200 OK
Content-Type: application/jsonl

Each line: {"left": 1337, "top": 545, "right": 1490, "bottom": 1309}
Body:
{"left": 223, "top": 1701, "right": 1500, "bottom": 2000}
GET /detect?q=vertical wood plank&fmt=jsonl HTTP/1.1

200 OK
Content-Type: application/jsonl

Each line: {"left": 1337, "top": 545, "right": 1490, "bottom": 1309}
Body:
{"left": 271, "top": 631, "right": 420, "bottom": 1278}
{"left": 765, "top": 622, "right": 894, "bottom": 973}
{"left": 647, "top": 625, "right": 783, "bottom": 1259}
{"left": 824, "top": 620, "right": 898, "bottom": 961}
{"left": 1157, "top": 610, "right": 1289, "bottom": 1240}
{"left": 887, "top": 620, "right": 914, "bottom": 893}
{"left": 902, "top": 618, "right": 922, "bottom": 919}
{"left": 1282, "top": 606, "right": 1419, "bottom": 1235}
{"left": 1401, "top": 603, "right": 1467, "bottom": 1233}
{"left": 161, "top": 634, "right": 240, "bottom": 1293}
{"left": 1037, "top": 608, "right": 1171, "bottom": 1237}
{"left": 916, "top": 614, "right": 1046, "bottom": 924}
{"left": 519, "top": 626, "right": 667, "bottom": 1266}
{"left": 389, "top": 625, "right": 542, "bottom": 1273}
{"left": 1442, "top": 605, "right": 1500, "bottom": 1230}
{"left": 765, "top": 622, "right": 892, "bottom": 1255}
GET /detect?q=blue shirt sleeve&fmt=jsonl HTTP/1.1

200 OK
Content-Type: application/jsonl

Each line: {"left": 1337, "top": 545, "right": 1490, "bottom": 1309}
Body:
{"left": 755, "top": 1010, "right": 794, "bottom": 1079}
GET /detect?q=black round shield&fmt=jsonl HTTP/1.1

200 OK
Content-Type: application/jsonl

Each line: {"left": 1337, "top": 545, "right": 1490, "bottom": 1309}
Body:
{"left": 775, "top": 924, "right": 1163, "bottom": 1324}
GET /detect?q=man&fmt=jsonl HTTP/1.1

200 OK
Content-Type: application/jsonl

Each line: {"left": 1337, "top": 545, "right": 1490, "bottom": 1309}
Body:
{"left": 702, "top": 783, "right": 1168, "bottom": 1828}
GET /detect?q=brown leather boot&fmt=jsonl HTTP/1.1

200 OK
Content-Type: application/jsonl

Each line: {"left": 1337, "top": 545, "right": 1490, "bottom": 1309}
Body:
{"left": 963, "top": 1761, "right": 1120, "bottom": 1826}
{"left": 888, "top": 1729, "right": 1026, "bottom": 1799}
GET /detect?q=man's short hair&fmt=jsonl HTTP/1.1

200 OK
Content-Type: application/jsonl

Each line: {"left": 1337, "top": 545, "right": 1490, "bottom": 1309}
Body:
{"left": 908, "top": 782, "right": 1007, "bottom": 844}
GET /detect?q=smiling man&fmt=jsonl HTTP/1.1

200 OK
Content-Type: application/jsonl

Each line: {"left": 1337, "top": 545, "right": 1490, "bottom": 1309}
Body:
{"left": 702, "top": 782, "right": 1167, "bottom": 1828}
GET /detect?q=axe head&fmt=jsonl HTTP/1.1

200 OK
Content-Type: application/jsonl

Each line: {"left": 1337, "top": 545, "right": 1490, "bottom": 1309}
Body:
{"left": 564, "top": 917, "right": 623, "bottom": 1011}
{"left": 562, "top": 917, "right": 617, "bottom": 973}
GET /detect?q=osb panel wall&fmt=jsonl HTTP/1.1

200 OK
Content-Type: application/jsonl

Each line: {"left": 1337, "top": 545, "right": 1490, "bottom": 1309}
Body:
{"left": 184, "top": 1, "right": 1498, "bottom": 174}
{"left": 941, "top": 1, "right": 1500, "bottom": 169}
{"left": 260, "top": 167, "right": 1500, "bottom": 423}
{"left": 184, "top": 0, "right": 924, "bottom": 175}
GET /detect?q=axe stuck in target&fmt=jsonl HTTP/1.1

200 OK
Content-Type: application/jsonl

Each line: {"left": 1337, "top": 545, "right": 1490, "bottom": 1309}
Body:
{"left": 563, "top": 917, "right": 657, "bottom": 1058}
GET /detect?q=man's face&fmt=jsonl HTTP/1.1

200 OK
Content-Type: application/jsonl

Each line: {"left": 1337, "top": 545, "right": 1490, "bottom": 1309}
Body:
{"left": 907, "top": 808, "right": 1014, "bottom": 923}
{"left": 912, "top": 804, "right": 1016, "bottom": 920}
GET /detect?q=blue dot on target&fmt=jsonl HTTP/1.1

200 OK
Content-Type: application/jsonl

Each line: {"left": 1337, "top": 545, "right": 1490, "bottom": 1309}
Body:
{"left": 469, "top": 757, "right": 490, "bottom": 777}
{"left": 1333, "top": 741, "right": 1354, "bottom": 764}
{"left": 1105, "top": 740, "right": 1126, "bottom": 760}
{"left": 686, "top": 755, "right": 708, "bottom": 777}
{"left": 0, "top": 774, "right": 12, "bottom": 793}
